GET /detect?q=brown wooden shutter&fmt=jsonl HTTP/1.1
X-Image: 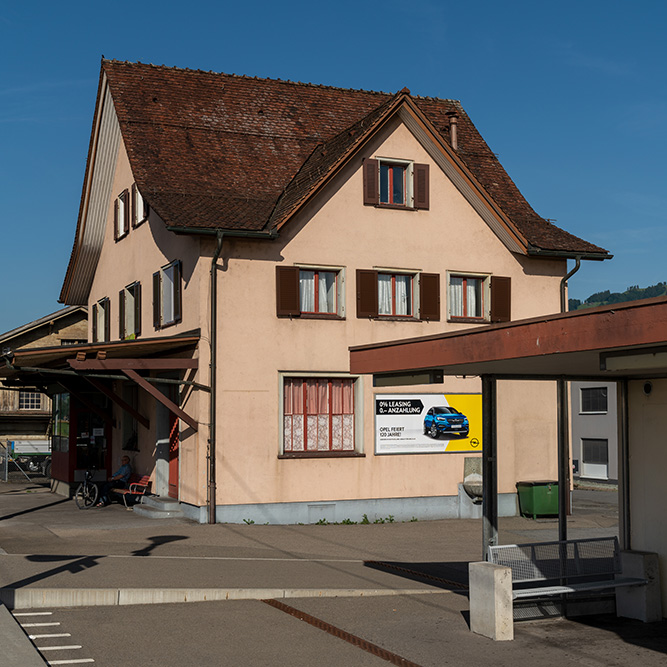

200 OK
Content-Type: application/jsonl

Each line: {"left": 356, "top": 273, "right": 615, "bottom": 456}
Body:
{"left": 419, "top": 273, "right": 440, "bottom": 321}
{"left": 123, "top": 190, "right": 130, "bottom": 234}
{"left": 363, "top": 159, "right": 379, "bottom": 206}
{"left": 135, "top": 283, "right": 142, "bottom": 336}
{"left": 153, "top": 271, "right": 161, "bottom": 329}
{"left": 356, "top": 269, "right": 378, "bottom": 318}
{"left": 119, "top": 289, "right": 125, "bottom": 339}
{"left": 490, "top": 276, "right": 511, "bottom": 322}
{"left": 414, "top": 163, "right": 429, "bottom": 210}
{"left": 276, "top": 266, "right": 300, "bottom": 317}
{"left": 103, "top": 299, "right": 111, "bottom": 342}
{"left": 113, "top": 198, "right": 119, "bottom": 241}
{"left": 173, "top": 261, "right": 182, "bottom": 324}
{"left": 131, "top": 184, "right": 138, "bottom": 227}
{"left": 92, "top": 303, "right": 98, "bottom": 342}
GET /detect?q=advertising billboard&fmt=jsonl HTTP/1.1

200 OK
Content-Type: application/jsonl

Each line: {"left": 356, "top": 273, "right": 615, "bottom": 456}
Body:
{"left": 375, "top": 393, "right": 482, "bottom": 454}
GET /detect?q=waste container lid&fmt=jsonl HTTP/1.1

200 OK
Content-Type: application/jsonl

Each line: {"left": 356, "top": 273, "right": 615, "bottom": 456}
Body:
{"left": 516, "top": 480, "right": 558, "bottom": 486}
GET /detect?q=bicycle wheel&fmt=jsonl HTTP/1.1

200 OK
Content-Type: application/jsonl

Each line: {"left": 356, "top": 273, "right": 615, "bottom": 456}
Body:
{"left": 74, "top": 482, "right": 99, "bottom": 509}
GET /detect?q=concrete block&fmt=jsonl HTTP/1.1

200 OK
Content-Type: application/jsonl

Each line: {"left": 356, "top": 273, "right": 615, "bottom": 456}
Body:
{"left": 469, "top": 561, "right": 514, "bottom": 641}
{"left": 616, "top": 551, "right": 662, "bottom": 622}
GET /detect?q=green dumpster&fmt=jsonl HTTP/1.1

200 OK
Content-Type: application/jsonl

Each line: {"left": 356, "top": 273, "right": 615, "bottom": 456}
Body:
{"left": 516, "top": 480, "right": 558, "bottom": 519}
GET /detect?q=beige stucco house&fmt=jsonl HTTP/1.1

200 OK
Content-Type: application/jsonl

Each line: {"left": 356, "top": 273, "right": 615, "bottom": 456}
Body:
{"left": 5, "top": 60, "right": 610, "bottom": 523}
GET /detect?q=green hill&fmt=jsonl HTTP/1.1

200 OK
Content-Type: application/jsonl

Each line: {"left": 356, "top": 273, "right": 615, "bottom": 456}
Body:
{"left": 569, "top": 282, "right": 667, "bottom": 311}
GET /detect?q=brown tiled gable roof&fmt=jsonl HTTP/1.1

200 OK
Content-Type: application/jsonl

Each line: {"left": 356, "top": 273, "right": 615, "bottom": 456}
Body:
{"left": 102, "top": 60, "right": 607, "bottom": 256}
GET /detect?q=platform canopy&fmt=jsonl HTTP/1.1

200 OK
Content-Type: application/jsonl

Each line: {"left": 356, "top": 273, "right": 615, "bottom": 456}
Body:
{"left": 350, "top": 296, "right": 667, "bottom": 382}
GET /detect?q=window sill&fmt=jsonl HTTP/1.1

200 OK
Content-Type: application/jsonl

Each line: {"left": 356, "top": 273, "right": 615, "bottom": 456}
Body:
{"left": 279, "top": 451, "right": 365, "bottom": 459}
{"left": 374, "top": 203, "right": 418, "bottom": 211}
{"left": 299, "top": 313, "right": 345, "bottom": 321}
{"left": 373, "top": 316, "right": 420, "bottom": 322}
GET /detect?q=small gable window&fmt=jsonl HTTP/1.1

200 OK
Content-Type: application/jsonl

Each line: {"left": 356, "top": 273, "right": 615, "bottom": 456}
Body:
{"left": 363, "top": 158, "right": 429, "bottom": 210}
{"left": 114, "top": 190, "right": 130, "bottom": 241}
{"left": 380, "top": 163, "right": 407, "bottom": 206}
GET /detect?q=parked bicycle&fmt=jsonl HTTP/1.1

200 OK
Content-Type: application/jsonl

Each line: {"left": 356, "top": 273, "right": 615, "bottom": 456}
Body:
{"left": 74, "top": 469, "right": 99, "bottom": 509}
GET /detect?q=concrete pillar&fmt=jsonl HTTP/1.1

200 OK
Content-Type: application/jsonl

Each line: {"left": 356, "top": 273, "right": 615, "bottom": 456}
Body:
{"left": 469, "top": 561, "right": 514, "bottom": 641}
{"left": 616, "top": 551, "right": 662, "bottom": 622}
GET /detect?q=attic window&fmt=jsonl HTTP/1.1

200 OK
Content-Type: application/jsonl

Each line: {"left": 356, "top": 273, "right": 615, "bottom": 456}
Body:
{"left": 363, "top": 158, "right": 429, "bottom": 210}
{"left": 380, "top": 163, "right": 407, "bottom": 205}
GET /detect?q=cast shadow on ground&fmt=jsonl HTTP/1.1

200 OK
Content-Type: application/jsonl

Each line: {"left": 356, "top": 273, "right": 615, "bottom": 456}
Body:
{"left": 132, "top": 535, "right": 189, "bottom": 556}
{"left": 364, "top": 560, "right": 470, "bottom": 593}
{"left": 0, "top": 497, "right": 70, "bottom": 522}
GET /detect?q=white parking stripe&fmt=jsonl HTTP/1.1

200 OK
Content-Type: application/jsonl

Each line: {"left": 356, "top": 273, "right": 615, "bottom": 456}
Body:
{"left": 29, "top": 633, "right": 71, "bottom": 639}
{"left": 14, "top": 611, "right": 53, "bottom": 616}
{"left": 38, "top": 645, "right": 82, "bottom": 651}
{"left": 47, "top": 661, "right": 95, "bottom": 665}
{"left": 21, "top": 621, "right": 61, "bottom": 627}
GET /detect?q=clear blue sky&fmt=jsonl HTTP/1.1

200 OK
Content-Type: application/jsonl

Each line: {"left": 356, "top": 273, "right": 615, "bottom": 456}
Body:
{"left": 2, "top": 0, "right": 666, "bottom": 334}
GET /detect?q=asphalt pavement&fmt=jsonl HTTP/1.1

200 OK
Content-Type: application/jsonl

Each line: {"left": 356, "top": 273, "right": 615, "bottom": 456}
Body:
{"left": 2, "top": 479, "right": 665, "bottom": 666}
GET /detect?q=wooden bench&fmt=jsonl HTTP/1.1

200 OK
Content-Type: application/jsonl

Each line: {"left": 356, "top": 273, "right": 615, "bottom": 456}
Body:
{"left": 112, "top": 474, "right": 151, "bottom": 508}
{"left": 487, "top": 536, "right": 646, "bottom": 599}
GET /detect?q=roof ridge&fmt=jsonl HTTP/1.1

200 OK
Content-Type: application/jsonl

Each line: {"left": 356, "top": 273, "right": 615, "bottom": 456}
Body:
{"left": 102, "top": 59, "right": 462, "bottom": 102}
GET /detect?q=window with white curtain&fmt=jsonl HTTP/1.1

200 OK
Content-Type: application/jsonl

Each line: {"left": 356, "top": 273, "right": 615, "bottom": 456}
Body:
{"left": 449, "top": 275, "right": 484, "bottom": 319}
{"left": 299, "top": 269, "right": 337, "bottom": 314}
{"left": 378, "top": 273, "right": 413, "bottom": 316}
{"left": 283, "top": 377, "right": 356, "bottom": 453}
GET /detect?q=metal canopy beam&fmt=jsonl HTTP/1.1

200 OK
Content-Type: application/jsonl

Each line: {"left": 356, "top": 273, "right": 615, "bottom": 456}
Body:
{"left": 83, "top": 375, "right": 150, "bottom": 430}
{"left": 123, "top": 368, "right": 198, "bottom": 432}
{"left": 69, "top": 359, "right": 198, "bottom": 371}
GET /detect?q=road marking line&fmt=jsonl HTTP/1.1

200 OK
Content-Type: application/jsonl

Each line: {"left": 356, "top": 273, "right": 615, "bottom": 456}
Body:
{"left": 47, "top": 660, "right": 95, "bottom": 665}
{"left": 38, "top": 645, "right": 82, "bottom": 651}
{"left": 14, "top": 611, "right": 53, "bottom": 616}
{"left": 21, "top": 622, "right": 61, "bottom": 627}
{"left": 30, "top": 633, "right": 71, "bottom": 639}
{"left": 2, "top": 553, "right": 363, "bottom": 563}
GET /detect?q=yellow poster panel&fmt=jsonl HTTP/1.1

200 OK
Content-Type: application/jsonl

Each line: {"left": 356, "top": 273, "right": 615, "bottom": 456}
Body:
{"left": 442, "top": 393, "right": 482, "bottom": 453}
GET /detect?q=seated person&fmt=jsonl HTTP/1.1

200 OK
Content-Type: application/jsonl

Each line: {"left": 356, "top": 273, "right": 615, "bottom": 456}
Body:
{"left": 97, "top": 456, "right": 132, "bottom": 506}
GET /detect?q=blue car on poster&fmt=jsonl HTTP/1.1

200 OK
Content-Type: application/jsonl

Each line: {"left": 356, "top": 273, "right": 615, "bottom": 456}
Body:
{"left": 423, "top": 406, "right": 469, "bottom": 438}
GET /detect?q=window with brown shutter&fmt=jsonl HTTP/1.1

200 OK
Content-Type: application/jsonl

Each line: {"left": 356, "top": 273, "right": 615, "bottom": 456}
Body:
{"left": 114, "top": 190, "right": 130, "bottom": 241}
{"left": 276, "top": 266, "right": 343, "bottom": 319}
{"left": 153, "top": 261, "right": 182, "bottom": 330}
{"left": 363, "top": 158, "right": 430, "bottom": 210}
{"left": 120, "top": 282, "right": 142, "bottom": 339}
{"left": 419, "top": 273, "right": 440, "bottom": 321}
{"left": 490, "top": 276, "right": 511, "bottom": 322}
{"left": 132, "top": 183, "right": 149, "bottom": 227}
{"left": 93, "top": 297, "right": 110, "bottom": 342}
